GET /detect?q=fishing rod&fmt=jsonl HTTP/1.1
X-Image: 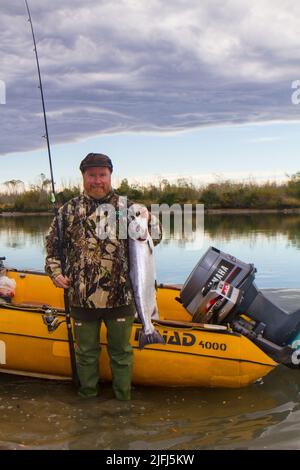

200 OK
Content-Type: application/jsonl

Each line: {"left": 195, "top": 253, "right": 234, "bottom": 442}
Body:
{"left": 24, "top": 0, "right": 79, "bottom": 387}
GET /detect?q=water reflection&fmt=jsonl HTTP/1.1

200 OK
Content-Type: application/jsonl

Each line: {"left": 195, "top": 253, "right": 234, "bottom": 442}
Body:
{"left": 0, "top": 367, "right": 299, "bottom": 450}
{"left": 0, "top": 216, "right": 52, "bottom": 271}
{"left": 205, "top": 213, "right": 300, "bottom": 250}
{"left": 0, "top": 215, "right": 52, "bottom": 233}
{"left": 1, "top": 213, "right": 300, "bottom": 248}
{"left": 0, "top": 214, "right": 300, "bottom": 449}
{"left": 0, "top": 214, "right": 299, "bottom": 287}
{"left": 0, "top": 216, "right": 52, "bottom": 248}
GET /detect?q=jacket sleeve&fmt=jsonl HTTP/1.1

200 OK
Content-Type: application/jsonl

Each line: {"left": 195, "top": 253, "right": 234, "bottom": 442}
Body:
{"left": 44, "top": 208, "right": 64, "bottom": 282}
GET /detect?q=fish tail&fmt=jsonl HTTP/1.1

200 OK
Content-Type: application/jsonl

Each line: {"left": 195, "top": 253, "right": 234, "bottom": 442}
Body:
{"left": 139, "top": 329, "right": 165, "bottom": 350}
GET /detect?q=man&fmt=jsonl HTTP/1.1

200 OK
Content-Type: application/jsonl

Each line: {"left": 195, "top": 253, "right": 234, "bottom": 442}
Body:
{"left": 45, "top": 153, "right": 161, "bottom": 400}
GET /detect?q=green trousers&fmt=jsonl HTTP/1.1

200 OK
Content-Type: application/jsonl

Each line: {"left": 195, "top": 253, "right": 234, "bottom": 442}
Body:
{"left": 73, "top": 316, "right": 134, "bottom": 400}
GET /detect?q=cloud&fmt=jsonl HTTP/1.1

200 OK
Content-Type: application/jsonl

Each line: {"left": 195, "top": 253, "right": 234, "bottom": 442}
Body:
{"left": 1, "top": 0, "right": 300, "bottom": 155}
{"left": 246, "top": 136, "right": 285, "bottom": 143}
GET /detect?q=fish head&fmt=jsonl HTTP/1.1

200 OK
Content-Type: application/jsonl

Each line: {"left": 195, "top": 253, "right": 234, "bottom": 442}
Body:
{"left": 128, "top": 203, "right": 149, "bottom": 241}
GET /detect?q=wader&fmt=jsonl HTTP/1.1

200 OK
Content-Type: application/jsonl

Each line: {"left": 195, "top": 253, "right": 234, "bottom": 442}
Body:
{"left": 74, "top": 316, "right": 134, "bottom": 400}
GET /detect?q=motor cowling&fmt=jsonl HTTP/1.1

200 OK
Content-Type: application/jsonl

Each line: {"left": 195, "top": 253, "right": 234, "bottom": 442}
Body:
{"left": 180, "top": 246, "right": 300, "bottom": 369}
{"left": 191, "top": 281, "right": 243, "bottom": 324}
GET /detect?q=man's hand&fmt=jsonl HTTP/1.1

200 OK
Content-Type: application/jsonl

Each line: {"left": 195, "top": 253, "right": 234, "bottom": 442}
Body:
{"left": 54, "top": 274, "right": 71, "bottom": 289}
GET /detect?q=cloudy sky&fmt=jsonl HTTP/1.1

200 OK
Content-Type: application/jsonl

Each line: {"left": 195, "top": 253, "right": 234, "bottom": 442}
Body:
{"left": 1, "top": 0, "right": 300, "bottom": 188}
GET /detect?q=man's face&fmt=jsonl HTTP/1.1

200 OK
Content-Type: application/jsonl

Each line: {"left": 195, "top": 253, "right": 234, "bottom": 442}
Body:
{"left": 83, "top": 166, "right": 112, "bottom": 199}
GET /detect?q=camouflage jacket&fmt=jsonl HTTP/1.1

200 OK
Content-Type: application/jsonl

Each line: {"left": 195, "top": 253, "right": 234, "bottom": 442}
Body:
{"left": 45, "top": 190, "right": 161, "bottom": 309}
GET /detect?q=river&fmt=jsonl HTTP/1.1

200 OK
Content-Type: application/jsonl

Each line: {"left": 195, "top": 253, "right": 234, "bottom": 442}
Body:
{"left": 0, "top": 213, "right": 300, "bottom": 450}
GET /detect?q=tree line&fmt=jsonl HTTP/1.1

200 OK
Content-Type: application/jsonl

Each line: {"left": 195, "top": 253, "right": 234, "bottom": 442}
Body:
{"left": 0, "top": 172, "right": 300, "bottom": 212}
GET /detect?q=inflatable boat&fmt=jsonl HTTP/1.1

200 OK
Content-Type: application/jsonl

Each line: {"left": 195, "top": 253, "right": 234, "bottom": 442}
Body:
{"left": 0, "top": 247, "right": 299, "bottom": 388}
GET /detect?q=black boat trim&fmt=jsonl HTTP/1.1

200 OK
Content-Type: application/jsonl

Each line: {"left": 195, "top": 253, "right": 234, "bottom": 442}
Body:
{"left": 0, "top": 331, "right": 276, "bottom": 368}
{"left": 0, "top": 304, "right": 238, "bottom": 336}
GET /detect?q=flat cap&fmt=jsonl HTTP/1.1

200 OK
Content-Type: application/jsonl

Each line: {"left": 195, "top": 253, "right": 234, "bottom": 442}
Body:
{"left": 80, "top": 153, "right": 113, "bottom": 172}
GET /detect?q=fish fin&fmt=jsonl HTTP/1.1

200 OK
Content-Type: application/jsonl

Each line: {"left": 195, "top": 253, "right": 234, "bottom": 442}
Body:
{"left": 139, "top": 329, "right": 165, "bottom": 350}
{"left": 151, "top": 304, "right": 159, "bottom": 320}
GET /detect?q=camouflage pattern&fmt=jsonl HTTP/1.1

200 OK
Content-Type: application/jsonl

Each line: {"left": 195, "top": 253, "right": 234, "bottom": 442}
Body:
{"left": 45, "top": 190, "right": 161, "bottom": 310}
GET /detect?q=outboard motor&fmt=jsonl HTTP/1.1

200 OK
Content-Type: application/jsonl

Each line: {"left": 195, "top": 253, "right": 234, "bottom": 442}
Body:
{"left": 179, "top": 247, "right": 300, "bottom": 369}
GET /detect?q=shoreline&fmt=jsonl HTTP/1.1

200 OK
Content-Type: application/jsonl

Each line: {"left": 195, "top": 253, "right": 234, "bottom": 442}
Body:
{"left": 0, "top": 212, "right": 52, "bottom": 217}
{"left": 1, "top": 207, "right": 300, "bottom": 216}
{"left": 205, "top": 208, "right": 300, "bottom": 214}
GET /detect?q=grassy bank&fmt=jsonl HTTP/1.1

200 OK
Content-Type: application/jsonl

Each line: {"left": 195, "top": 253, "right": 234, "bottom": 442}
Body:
{"left": 1, "top": 172, "right": 300, "bottom": 213}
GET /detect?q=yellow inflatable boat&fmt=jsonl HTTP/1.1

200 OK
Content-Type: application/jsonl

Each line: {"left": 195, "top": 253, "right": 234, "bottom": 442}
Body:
{"left": 0, "top": 268, "right": 277, "bottom": 388}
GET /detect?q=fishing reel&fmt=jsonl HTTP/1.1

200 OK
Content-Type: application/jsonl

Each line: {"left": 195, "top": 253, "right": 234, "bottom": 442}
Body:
{"left": 42, "top": 307, "right": 65, "bottom": 333}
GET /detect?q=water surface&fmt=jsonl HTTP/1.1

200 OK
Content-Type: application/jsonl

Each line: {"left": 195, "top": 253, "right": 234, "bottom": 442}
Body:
{"left": 0, "top": 213, "right": 300, "bottom": 450}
